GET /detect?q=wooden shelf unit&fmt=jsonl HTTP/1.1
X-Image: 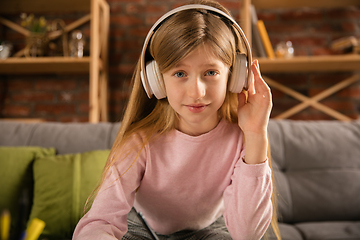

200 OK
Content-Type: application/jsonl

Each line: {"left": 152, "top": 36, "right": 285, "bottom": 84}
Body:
{"left": 0, "top": 0, "right": 110, "bottom": 123}
{"left": 241, "top": 0, "right": 360, "bottom": 121}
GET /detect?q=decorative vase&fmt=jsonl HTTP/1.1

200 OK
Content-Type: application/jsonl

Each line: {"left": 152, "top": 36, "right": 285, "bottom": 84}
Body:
{"left": 26, "top": 33, "right": 47, "bottom": 57}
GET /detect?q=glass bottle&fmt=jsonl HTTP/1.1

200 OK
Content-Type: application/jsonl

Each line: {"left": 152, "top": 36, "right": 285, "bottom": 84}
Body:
{"left": 69, "top": 30, "right": 85, "bottom": 58}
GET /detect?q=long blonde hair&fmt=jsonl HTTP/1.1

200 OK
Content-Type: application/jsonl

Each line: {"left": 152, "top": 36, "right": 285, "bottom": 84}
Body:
{"left": 93, "top": 1, "right": 281, "bottom": 239}
{"left": 105, "top": 0, "right": 241, "bottom": 178}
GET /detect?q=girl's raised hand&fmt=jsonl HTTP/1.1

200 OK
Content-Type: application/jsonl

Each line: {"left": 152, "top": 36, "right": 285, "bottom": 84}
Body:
{"left": 237, "top": 59, "right": 272, "bottom": 135}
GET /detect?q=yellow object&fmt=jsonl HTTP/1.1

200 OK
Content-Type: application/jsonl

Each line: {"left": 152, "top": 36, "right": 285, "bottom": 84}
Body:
{"left": 257, "top": 20, "right": 275, "bottom": 59}
{"left": 24, "top": 218, "right": 45, "bottom": 240}
{"left": 1, "top": 210, "right": 11, "bottom": 240}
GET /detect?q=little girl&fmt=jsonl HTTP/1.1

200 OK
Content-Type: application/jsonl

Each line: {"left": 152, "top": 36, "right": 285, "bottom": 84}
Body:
{"left": 73, "top": 0, "right": 280, "bottom": 239}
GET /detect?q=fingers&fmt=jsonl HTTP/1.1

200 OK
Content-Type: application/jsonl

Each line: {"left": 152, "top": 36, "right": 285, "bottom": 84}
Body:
{"left": 251, "top": 59, "right": 271, "bottom": 96}
{"left": 247, "top": 67, "right": 256, "bottom": 95}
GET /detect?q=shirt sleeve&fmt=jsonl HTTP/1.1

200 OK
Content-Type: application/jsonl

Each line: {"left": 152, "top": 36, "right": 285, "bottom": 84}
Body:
{"left": 223, "top": 151, "right": 273, "bottom": 240}
{"left": 72, "top": 135, "right": 147, "bottom": 240}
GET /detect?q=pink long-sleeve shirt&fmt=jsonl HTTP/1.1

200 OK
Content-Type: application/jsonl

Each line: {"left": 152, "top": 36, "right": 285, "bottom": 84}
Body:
{"left": 73, "top": 120, "right": 273, "bottom": 240}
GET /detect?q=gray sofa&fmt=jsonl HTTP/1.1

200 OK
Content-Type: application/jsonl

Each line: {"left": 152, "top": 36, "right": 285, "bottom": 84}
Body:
{"left": 0, "top": 119, "right": 359, "bottom": 240}
{"left": 267, "top": 120, "right": 360, "bottom": 240}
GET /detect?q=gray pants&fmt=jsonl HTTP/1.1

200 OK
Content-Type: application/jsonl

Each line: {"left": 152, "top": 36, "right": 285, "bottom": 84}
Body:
{"left": 122, "top": 208, "right": 232, "bottom": 240}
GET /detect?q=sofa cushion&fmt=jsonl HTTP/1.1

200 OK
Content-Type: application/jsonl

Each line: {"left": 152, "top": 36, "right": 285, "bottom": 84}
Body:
{"left": 295, "top": 221, "right": 360, "bottom": 240}
{"left": 264, "top": 223, "right": 304, "bottom": 240}
{"left": 0, "top": 147, "right": 56, "bottom": 235}
{"left": 268, "top": 120, "right": 360, "bottom": 223}
{"left": 28, "top": 150, "right": 109, "bottom": 239}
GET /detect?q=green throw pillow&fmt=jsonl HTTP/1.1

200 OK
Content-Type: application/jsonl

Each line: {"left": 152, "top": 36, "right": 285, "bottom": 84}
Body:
{"left": 29, "top": 150, "right": 109, "bottom": 239}
{"left": 0, "top": 147, "right": 56, "bottom": 237}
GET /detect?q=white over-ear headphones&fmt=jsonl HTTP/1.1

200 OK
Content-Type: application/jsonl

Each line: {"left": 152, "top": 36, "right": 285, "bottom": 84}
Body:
{"left": 140, "top": 4, "right": 252, "bottom": 99}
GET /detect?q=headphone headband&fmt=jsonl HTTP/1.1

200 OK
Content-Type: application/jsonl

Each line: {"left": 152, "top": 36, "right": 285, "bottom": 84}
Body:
{"left": 140, "top": 4, "right": 253, "bottom": 98}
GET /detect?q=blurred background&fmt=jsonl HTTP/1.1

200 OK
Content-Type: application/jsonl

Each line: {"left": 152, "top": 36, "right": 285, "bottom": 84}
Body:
{"left": 0, "top": 0, "right": 360, "bottom": 122}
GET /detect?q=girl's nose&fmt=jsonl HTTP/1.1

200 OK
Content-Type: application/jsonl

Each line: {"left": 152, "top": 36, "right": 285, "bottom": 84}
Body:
{"left": 187, "top": 77, "right": 206, "bottom": 100}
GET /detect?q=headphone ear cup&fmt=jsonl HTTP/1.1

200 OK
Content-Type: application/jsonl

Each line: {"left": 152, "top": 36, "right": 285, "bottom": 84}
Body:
{"left": 145, "top": 60, "right": 167, "bottom": 99}
{"left": 229, "top": 53, "right": 248, "bottom": 93}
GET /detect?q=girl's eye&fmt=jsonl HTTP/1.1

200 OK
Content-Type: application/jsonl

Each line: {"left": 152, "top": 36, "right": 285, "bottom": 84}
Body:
{"left": 205, "top": 70, "right": 218, "bottom": 76}
{"left": 174, "top": 71, "right": 186, "bottom": 78}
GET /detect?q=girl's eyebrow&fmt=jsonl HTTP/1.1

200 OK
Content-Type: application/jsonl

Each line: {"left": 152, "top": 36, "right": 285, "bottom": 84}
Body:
{"left": 173, "top": 62, "right": 222, "bottom": 69}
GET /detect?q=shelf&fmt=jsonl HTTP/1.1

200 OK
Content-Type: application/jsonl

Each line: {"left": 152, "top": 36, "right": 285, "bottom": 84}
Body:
{"left": 252, "top": 0, "right": 360, "bottom": 9}
{"left": 258, "top": 55, "right": 360, "bottom": 73}
{"left": 0, "top": 57, "right": 98, "bottom": 74}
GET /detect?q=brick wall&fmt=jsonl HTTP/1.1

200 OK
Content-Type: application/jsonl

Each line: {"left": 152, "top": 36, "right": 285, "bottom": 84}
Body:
{"left": 1, "top": 1, "right": 360, "bottom": 122}
{"left": 0, "top": 74, "right": 90, "bottom": 122}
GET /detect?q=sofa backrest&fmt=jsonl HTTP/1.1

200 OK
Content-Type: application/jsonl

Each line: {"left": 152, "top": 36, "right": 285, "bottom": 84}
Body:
{"left": 0, "top": 121, "right": 121, "bottom": 154}
{"left": 268, "top": 119, "right": 360, "bottom": 223}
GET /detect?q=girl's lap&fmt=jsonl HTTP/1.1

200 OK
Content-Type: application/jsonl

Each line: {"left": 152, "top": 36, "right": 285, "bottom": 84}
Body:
{"left": 122, "top": 208, "right": 232, "bottom": 240}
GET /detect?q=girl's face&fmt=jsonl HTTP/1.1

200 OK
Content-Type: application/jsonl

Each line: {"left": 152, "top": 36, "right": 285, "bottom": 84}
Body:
{"left": 162, "top": 44, "right": 229, "bottom": 136}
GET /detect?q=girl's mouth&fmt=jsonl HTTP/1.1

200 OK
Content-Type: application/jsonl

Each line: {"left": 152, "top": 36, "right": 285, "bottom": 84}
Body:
{"left": 185, "top": 104, "right": 208, "bottom": 113}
